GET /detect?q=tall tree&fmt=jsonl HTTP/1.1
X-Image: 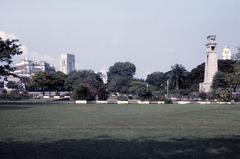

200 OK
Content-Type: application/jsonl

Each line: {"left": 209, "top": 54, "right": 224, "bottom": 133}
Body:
{"left": 0, "top": 37, "right": 22, "bottom": 76}
{"left": 212, "top": 71, "right": 228, "bottom": 90}
{"left": 146, "top": 72, "right": 166, "bottom": 89}
{"left": 107, "top": 62, "right": 136, "bottom": 93}
{"left": 50, "top": 71, "right": 67, "bottom": 91}
{"left": 225, "top": 62, "right": 240, "bottom": 91}
{"left": 65, "top": 70, "right": 103, "bottom": 91}
{"left": 65, "top": 70, "right": 106, "bottom": 100}
{"left": 170, "top": 64, "right": 188, "bottom": 91}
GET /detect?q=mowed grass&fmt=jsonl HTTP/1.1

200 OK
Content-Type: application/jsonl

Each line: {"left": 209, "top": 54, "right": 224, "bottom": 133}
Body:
{"left": 1, "top": 104, "right": 240, "bottom": 159}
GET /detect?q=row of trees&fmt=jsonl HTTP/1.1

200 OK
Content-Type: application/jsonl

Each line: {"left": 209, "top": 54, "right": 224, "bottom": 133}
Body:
{"left": 4, "top": 59, "right": 240, "bottom": 101}
{"left": 1, "top": 37, "right": 240, "bottom": 101}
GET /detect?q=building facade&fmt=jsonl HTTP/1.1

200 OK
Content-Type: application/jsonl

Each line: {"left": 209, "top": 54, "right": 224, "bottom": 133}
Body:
{"left": 222, "top": 46, "right": 232, "bottom": 60}
{"left": 199, "top": 35, "right": 218, "bottom": 93}
{"left": 14, "top": 58, "right": 55, "bottom": 77}
{"left": 60, "top": 54, "right": 75, "bottom": 75}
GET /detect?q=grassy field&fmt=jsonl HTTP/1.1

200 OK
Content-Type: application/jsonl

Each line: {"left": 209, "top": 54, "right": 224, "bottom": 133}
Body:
{"left": 0, "top": 103, "right": 240, "bottom": 158}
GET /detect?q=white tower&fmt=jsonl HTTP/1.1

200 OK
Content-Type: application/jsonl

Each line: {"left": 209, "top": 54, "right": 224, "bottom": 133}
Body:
{"left": 222, "top": 46, "right": 232, "bottom": 60}
{"left": 199, "top": 35, "right": 218, "bottom": 93}
{"left": 60, "top": 54, "right": 75, "bottom": 75}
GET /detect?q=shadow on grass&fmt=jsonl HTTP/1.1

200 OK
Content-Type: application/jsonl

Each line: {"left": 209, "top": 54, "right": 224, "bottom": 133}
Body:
{"left": 1, "top": 136, "right": 240, "bottom": 159}
{"left": 0, "top": 106, "right": 31, "bottom": 110}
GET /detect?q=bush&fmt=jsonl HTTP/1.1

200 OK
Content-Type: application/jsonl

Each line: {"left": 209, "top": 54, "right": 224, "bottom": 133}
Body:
{"left": 0, "top": 90, "right": 29, "bottom": 100}
{"left": 164, "top": 98, "right": 173, "bottom": 104}
{"left": 97, "top": 86, "right": 109, "bottom": 100}
{"left": 215, "top": 88, "right": 232, "bottom": 102}
{"left": 117, "top": 94, "right": 128, "bottom": 101}
{"left": 72, "top": 84, "right": 96, "bottom": 101}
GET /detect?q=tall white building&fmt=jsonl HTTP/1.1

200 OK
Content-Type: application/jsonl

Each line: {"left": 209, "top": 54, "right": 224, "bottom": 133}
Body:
{"left": 60, "top": 54, "right": 75, "bottom": 75}
{"left": 222, "top": 46, "right": 232, "bottom": 60}
{"left": 199, "top": 35, "right": 218, "bottom": 93}
{"left": 14, "top": 58, "right": 55, "bottom": 77}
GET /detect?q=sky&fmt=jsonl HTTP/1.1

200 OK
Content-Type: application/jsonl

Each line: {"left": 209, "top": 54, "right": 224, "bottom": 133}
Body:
{"left": 0, "top": 0, "right": 240, "bottom": 78}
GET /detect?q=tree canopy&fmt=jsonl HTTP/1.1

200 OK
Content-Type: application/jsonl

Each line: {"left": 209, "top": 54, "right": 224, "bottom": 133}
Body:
{"left": 107, "top": 62, "right": 136, "bottom": 93}
{"left": 0, "top": 37, "right": 22, "bottom": 76}
{"left": 170, "top": 64, "right": 188, "bottom": 91}
{"left": 146, "top": 72, "right": 166, "bottom": 89}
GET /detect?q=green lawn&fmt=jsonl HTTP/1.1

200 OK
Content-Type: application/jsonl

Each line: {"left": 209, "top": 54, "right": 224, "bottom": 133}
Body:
{"left": 0, "top": 104, "right": 240, "bottom": 158}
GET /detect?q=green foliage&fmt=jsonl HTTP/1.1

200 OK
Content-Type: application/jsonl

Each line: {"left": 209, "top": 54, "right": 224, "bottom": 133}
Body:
{"left": 107, "top": 62, "right": 136, "bottom": 80}
{"left": 72, "top": 83, "right": 96, "bottom": 101}
{"left": 152, "top": 90, "right": 166, "bottom": 101}
{"left": 97, "top": 85, "right": 109, "bottom": 100}
{"left": 65, "top": 70, "right": 103, "bottom": 91}
{"left": 0, "top": 38, "right": 23, "bottom": 76}
{"left": 199, "top": 92, "right": 207, "bottom": 100}
{"left": 215, "top": 88, "right": 232, "bottom": 102}
{"left": 212, "top": 71, "right": 228, "bottom": 90}
{"left": 224, "top": 62, "right": 240, "bottom": 91}
{"left": 164, "top": 98, "right": 173, "bottom": 104}
{"left": 218, "top": 60, "right": 236, "bottom": 74}
{"left": 0, "top": 90, "right": 29, "bottom": 100}
{"left": 29, "top": 71, "right": 66, "bottom": 93}
{"left": 66, "top": 70, "right": 105, "bottom": 100}
{"left": 107, "top": 62, "right": 136, "bottom": 93}
{"left": 29, "top": 72, "right": 52, "bottom": 93}
{"left": 129, "top": 80, "right": 154, "bottom": 100}
{"left": 50, "top": 71, "right": 67, "bottom": 91}
{"left": 186, "top": 63, "right": 204, "bottom": 91}
{"left": 170, "top": 64, "right": 188, "bottom": 91}
{"left": 146, "top": 72, "right": 167, "bottom": 90}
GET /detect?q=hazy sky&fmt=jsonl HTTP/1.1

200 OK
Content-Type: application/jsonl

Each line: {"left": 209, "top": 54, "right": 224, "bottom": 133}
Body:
{"left": 0, "top": 0, "right": 240, "bottom": 78}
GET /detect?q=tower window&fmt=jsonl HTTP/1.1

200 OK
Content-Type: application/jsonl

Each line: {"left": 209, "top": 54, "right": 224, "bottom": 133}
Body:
{"left": 211, "top": 46, "right": 215, "bottom": 51}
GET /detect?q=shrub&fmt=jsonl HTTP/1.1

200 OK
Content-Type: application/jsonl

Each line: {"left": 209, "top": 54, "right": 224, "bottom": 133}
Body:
{"left": 72, "top": 84, "right": 96, "bottom": 101}
{"left": 215, "top": 88, "right": 232, "bottom": 102}
{"left": 164, "top": 99, "right": 173, "bottom": 104}
{"left": 0, "top": 90, "right": 29, "bottom": 100}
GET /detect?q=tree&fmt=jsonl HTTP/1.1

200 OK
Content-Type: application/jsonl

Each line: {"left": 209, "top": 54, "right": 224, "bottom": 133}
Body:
{"left": 129, "top": 80, "right": 153, "bottom": 100}
{"left": 0, "top": 38, "right": 22, "bottom": 76}
{"left": 107, "top": 62, "right": 136, "bottom": 93}
{"left": 170, "top": 64, "right": 188, "bottom": 91}
{"left": 72, "top": 83, "right": 95, "bottom": 101}
{"left": 212, "top": 71, "right": 228, "bottom": 90}
{"left": 225, "top": 62, "right": 240, "bottom": 92}
{"left": 65, "top": 70, "right": 105, "bottom": 100}
{"left": 29, "top": 72, "right": 52, "bottom": 94}
{"left": 146, "top": 72, "right": 166, "bottom": 89}
{"left": 187, "top": 63, "right": 204, "bottom": 91}
{"left": 65, "top": 70, "right": 103, "bottom": 91}
{"left": 50, "top": 71, "right": 67, "bottom": 91}
{"left": 215, "top": 88, "right": 232, "bottom": 102}
{"left": 97, "top": 85, "right": 109, "bottom": 100}
{"left": 218, "top": 60, "right": 236, "bottom": 74}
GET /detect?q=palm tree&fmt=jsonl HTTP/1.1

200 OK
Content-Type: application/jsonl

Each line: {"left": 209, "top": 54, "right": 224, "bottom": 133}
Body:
{"left": 170, "top": 64, "right": 188, "bottom": 91}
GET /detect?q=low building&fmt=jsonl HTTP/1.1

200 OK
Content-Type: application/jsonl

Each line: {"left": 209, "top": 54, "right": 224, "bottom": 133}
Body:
{"left": 14, "top": 58, "right": 55, "bottom": 77}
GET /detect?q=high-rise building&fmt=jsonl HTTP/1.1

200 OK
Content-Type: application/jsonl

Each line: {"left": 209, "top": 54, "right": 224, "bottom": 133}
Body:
{"left": 60, "top": 54, "right": 75, "bottom": 75}
{"left": 199, "top": 35, "right": 218, "bottom": 93}
{"left": 222, "top": 46, "right": 232, "bottom": 60}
